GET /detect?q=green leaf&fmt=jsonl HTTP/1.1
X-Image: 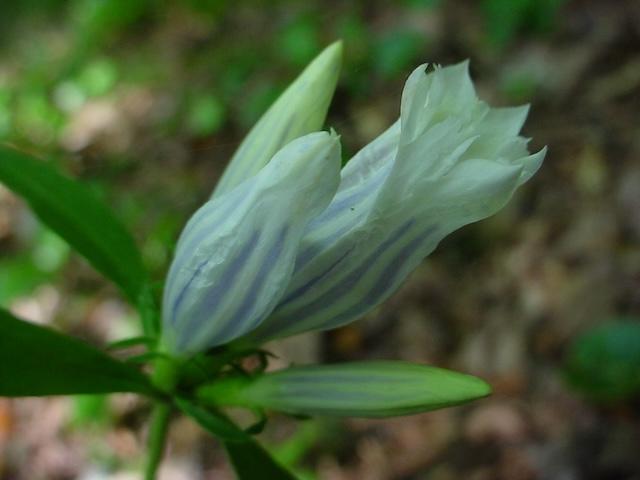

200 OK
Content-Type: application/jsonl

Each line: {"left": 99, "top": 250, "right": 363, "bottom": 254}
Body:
{"left": 176, "top": 398, "right": 298, "bottom": 480}
{"left": 197, "top": 361, "right": 491, "bottom": 418}
{"left": 107, "top": 335, "right": 155, "bottom": 351}
{"left": 0, "top": 145, "right": 146, "bottom": 303}
{"left": 224, "top": 435, "right": 299, "bottom": 480}
{"left": 174, "top": 397, "right": 248, "bottom": 442}
{"left": 0, "top": 308, "right": 155, "bottom": 396}
{"left": 564, "top": 320, "right": 640, "bottom": 402}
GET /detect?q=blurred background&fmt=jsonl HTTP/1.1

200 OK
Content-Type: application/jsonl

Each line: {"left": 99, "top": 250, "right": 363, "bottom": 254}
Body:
{"left": 1, "top": 0, "right": 639, "bottom": 479}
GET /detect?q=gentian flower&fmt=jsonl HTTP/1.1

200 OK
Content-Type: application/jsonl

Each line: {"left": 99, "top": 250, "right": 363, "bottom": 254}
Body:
{"left": 161, "top": 50, "right": 546, "bottom": 356}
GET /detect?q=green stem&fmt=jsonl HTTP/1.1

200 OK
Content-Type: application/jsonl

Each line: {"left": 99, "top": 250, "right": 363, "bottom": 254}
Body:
{"left": 145, "top": 403, "right": 171, "bottom": 480}
{"left": 145, "top": 347, "right": 180, "bottom": 480}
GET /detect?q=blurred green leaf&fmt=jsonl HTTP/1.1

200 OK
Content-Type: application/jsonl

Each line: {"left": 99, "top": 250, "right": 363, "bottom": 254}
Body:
{"left": 374, "top": 30, "right": 425, "bottom": 79}
{"left": 197, "top": 361, "right": 491, "bottom": 418}
{"left": 0, "top": 225, "right": 69, "bottom": 305}
{"left": 564, "top": 320, "right": 640, "bottom": 402}
{"left": 186, "top": 93, "right": 226, "bottom": 137}
{"left": 176, "top": 398, "right": 298, "bottom": 480}
{"left": 403, "top": 0, "right": 442, "bottom": 8}
{"left": 225, "top": 437, "right": 300, "bottom": 480}
{"left": 73, "top": 0, "right": 153, "bottom": 47}
{"left": 78, "top": 58, "right": 118, "bottom": 97}
{"left": 0, "top": 254, "right": 50, "bottom": 305}
{"left": 0, "top": 307, "right": 155, "bottom": 396}
{"left": 174, "top": 397, "right": 248, "bottom": 442}
{"left": 71, "top": 394, "right": 110, "bottom": 427}
{"left": 482, "top": 0, "right": 566, "bottom": 48}
{"left": 0, "top": 145, "right": 147, "bottom": 303}
{"left": 14, "top": 91, "right": 64, "bottom": 145}
{"left": 32, "top": 228, "right": 70, "bottom": 272}
{"left": 528, "top": 0, "right": 567, "bottom": 32}
{"left": 482, "top": 0, "right": 530, "bottom": 47}
{"left": 0, "top": 89, "right": 11, "bottom": 138}
{"left": 276, "top": 16, "right": 321, "bottom": 67}
{"left": 271, "top": 422, "right": 322, "bottom": 467}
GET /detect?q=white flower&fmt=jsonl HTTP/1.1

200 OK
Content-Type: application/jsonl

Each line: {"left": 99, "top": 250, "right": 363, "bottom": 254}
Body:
{"left": 246, "top": 61, "right": 546, "bottom": 342}
{"left": 161, "top": 60, "right": 546, "bottom": 355}
{"left": 162, "top": 132, "right": 341, "bottom": 354}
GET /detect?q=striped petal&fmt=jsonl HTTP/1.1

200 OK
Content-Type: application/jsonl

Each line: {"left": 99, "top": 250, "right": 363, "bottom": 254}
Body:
{"left": 247, "top": 62, "right": 546, "bottom": 342}
{"left": 196, "top": 361, "right": 491, "bottom": 418}
{"left": 212, "top": 42, "right": 343, "bottom": 198}
{"left": 162, "top": 132, "right": 341, "bottom": 354}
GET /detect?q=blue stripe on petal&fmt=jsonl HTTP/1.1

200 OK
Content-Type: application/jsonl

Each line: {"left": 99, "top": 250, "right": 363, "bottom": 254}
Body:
{"left": 213, "top": 226, "right": 289, "bottom": 342}
{"left": 169, "top": 257, "right": 209, "bottom": 327}
{"left": 316, "top": 225, "right": 438, "bottom": 330}
{"left": 259, "top": 220, "right": 415, "bottom": 338}
{"left": 281, "top": 245, "right": 356, "bottom": 306}
{"left": 173, "top": 230, "right": 261, "bottom": 350}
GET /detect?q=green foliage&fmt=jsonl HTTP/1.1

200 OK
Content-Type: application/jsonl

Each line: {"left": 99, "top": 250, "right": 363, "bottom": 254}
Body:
{"left": 276, "top": 15, "right": 322, "bottom": 67}
{"left": 403, "top": 0, "right": 442, "bottom": 8}
{"left": 77, "top": 58, "right": 119, "bottom": 97}
{"left": 374, "top": 30, "right": 425, "bottom": 79}
{"left": 564, "top": 320, "right": 640, "bottom": 402}
{"left": 197, "top": 361, "right": 491, "bottom": 418}
{"left": 0, "top": 254, "right": 51, "bottom": 305}
{"left": 271, "top": 422, "right": 325, "bottom": 479}
{"left": 0, "top": 308, "right": 154, "bottom": 396}
{"left": 185, "top": 93, "right": 226, "bottom": 137}
{"left": 71, "top": 394, "right": 111, "bottom": 427}
{"left": 0, "top": 227, "right": 70, "bottom": 305}
{"left": 176, "top": 398, "right": 298, "bottom": 479}
{"left": 0, "top": 145, "right": 147, "bottom": 303}
{"left": 72, "top": 0, "right": 154, "bottom": 52}
{"left": 225, "top": 438, "right": 299, "bottom": 480}
{"left": 482, "top": 0, "right": 566, "bottom": 47}
{"left": 0, "top": 3, "right": 553, "bottom": 472}
{"left": 174, "top": 397, "right": 248, "bottom": 442}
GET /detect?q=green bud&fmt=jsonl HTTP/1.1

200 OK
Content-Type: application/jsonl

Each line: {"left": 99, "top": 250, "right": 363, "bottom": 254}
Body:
{"left": 213, "top": 41, "right": 343, "bottom": 198}
{"left": 196, "top": 361, "right": 491, "bottom": 418}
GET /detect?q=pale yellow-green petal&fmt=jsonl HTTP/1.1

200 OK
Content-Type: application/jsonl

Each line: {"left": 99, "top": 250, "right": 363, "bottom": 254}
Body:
{"left": 212, "top": 41, "right": 343, "bottom": 198}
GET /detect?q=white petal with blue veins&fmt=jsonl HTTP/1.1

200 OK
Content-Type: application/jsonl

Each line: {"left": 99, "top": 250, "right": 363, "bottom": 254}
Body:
{"left": 247, "top": 61, "right": 546, "bottom": 342}
{"left": 162, "top": 132, "right": 341, "bottom": 354}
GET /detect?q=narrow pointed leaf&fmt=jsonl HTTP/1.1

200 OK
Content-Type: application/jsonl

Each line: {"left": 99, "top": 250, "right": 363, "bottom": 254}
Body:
{"left": 0, "top": 308, "right": 155, "bottom": 396}
{"left": 197, "top": 361, "right": 491, "bottom": 418}
{"left": 107, "top": 335, "right": 155, "bottom": 351}
{"left": 177, "top": 398, "right": 298, "bottom": 480}
{"left": 225, "top": 437, "right": 299, "bottom": 480}
{"left": 212, "top": 41, "right": 342, "bottom": 197}
{"left": 174, "top": 397, "right": 248, "bottom": 442}
{"left": 0, "top": 145, "right": 146, "bottom": 303}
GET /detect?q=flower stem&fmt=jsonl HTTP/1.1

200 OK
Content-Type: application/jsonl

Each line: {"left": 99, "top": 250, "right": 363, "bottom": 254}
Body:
{"left": 145, "top": 403, "right": 171, "bottom": 480}
{"left": 145, "top": 349, "right": 179, "bottom": 480}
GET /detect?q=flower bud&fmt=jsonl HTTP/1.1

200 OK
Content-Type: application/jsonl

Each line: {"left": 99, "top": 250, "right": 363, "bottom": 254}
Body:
{"left": 212, "top": 41, "right": 343, "bottom": 198}
{"left": 162, "top": 132, "right": 341, "bottom": 354}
